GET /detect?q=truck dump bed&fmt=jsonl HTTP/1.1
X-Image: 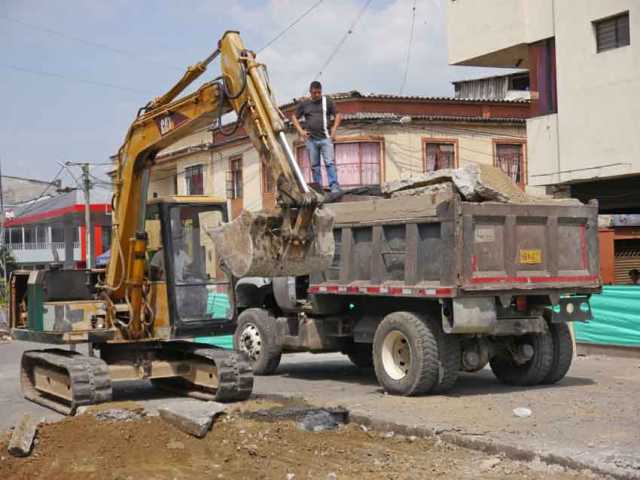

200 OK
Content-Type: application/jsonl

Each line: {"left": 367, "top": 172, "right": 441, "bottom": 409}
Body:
{"left": 309, "top": 191, "right": 600, "bottom": 299}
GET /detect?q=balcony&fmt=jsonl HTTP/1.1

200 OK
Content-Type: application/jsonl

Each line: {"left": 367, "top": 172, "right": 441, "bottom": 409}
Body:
{"left": 9, "top": 242, "right": 81, "bottom": 266}
{"left": 447, "top": 0, "right": 554, "bottom": 67}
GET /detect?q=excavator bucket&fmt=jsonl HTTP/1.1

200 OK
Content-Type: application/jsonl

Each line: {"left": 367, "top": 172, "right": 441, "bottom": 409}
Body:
{"left": 210, "top": 207, "right": 335, "bottom": 278}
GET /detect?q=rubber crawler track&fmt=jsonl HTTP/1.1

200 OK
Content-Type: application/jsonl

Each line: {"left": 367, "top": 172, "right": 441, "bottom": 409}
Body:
{"left": 21, "top": 349, "right": 112, "bottom": 415}
{"left": 153, "top": 341, "right": 254, "bottom": 402}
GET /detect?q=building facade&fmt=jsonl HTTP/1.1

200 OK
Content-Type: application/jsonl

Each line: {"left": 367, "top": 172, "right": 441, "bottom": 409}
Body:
{"left": 148, "top": 91, "right": 530, "bottom": 217}
{"left": 447, "top": 0, "right": 640, "bottom": 208}
{"left": 447, "top": 0, "right": 640, "bottom": 285}
{"left": 2, "top": 190, "right": 111, "bottom": 269}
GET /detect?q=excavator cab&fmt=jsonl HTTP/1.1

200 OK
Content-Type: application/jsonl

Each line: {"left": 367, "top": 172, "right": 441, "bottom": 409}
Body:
{"left": 145, "top": 196, "right": 234, "bottom": 338}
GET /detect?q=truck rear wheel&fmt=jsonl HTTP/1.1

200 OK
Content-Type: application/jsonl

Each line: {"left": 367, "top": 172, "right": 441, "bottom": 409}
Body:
{"left": 542, "top": 322, "right": 573, "bottom": 384}
{"left": 373, "top": 311, "right": 458, "bottom": 396}
{"left": 489, "top": 328, "right": 554, "bottom": 386}
{"left": 344, "top": 343, "right": 373, "bottom": 369}
{"left": 234, "top": 308, "right": 281, "bottom": 375}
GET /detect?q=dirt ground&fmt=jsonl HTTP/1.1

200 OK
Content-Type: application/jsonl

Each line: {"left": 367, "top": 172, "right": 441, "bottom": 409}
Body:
{"left": 0, "top": 399, "right": 605, "bottom": 480}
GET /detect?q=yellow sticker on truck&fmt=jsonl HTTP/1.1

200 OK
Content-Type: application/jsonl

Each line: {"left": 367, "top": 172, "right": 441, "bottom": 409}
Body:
{"left": 519, "top": 249, "right": 542, "bottom": 264}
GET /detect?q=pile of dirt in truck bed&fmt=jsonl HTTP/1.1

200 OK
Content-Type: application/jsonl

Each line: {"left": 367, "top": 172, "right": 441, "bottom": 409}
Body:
{"left": 0, "top": 398, "right": 603, "bottom": 480}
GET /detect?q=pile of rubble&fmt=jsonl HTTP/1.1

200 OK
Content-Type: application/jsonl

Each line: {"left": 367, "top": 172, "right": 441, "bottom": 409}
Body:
{"left": 382, "top": 163, "right": 581, "bottom": 205}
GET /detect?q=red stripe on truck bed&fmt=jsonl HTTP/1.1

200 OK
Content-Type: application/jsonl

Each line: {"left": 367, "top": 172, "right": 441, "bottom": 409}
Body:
{"left": 308, "top": 284, "right": 454, "bottom": 298}
{"left": 470, "top": 274, "right": 598, "bottom": 284}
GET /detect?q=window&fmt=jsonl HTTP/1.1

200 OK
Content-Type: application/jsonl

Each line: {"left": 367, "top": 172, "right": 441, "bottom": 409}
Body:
{"left": 185, "top": 164, "right": 204, "bottom": 195}
{"left": 595, "top": 12, "right": 630, "bottom": 53}
{"left": 23, "top": 226, "right": 35, "bottom": 248}
{"left": 495, "top": 143, "right": 525, "bottom": 188}
{"left": 261, "top": 155, "right": 275, "bottom": 194}
{"left": 227, "top": 157, "right": 243, "bottom": 199}
{"left": 10, "top": 228, "right": 22, "bottom": 248}
{"left": 424, "top": 141, "right": 456, "bottom": 172}
{"left": 51, "top": 224, "right": 64, "bottom": 244}
{"left": 296, "top": 141, "right": 381, "bottom": 188}
{"left": 36, "top": 225, "right": 47, "bottom": 245}
{"left": 509, "top": 73, "right": 530, "bottom": 91}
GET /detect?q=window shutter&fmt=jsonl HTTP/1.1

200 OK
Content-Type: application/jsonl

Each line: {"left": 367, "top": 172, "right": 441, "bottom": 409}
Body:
{"left": 595, "top": 12, "right": 630, "bottom": 52}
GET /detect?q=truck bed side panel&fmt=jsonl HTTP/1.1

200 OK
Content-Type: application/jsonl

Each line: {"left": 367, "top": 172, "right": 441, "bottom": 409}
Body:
{"left": 460, "top": 202, "right": 600, "bottom": 292}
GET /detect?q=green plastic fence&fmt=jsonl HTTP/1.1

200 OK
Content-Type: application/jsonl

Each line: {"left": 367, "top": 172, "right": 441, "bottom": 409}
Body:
{"left": 575, "top": 286, "right": 640, "bottom": 347}
{"left": 195, "top": 291, "right": 233, "bottom": 349}
{"left": 196, "top": 287, "right": 640, "bottom": 349}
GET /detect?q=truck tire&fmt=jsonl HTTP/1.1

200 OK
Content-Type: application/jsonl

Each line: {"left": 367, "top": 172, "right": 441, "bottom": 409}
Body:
{"left": 373, "top": 311, "right": 457, "bottom": 396}
{"left": 542, "top": 322, "right": 573, "bottom": 384}
{"left": 433, "top": 329, "right": 461, "bottom": 393}
{"left": 233, "top": 308, "right": 281, "bottom": 375}
{"left": 489, "top": 329, "right": 554, "bottom": 386}
{"left": 344, "top": 343, "right": 374, "bottom": 369}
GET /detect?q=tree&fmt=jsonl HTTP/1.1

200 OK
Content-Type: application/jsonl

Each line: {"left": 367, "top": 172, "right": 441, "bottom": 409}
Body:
{"left": 0, "top": 245, "right": 17, "bottom": 278}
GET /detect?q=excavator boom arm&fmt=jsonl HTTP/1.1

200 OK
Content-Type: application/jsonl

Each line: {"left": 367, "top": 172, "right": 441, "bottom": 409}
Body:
{"left": 105, "top": 31, "right": 333, "bottom": 340}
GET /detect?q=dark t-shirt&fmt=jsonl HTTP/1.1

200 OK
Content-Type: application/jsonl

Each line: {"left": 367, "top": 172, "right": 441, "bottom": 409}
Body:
{"left": 295, "top": 97, "right": 336, "bottom": 140}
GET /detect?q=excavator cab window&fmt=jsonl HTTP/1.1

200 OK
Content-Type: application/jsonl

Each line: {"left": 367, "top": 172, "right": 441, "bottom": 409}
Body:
{"left": 158, "top": 202, "right": 233, "bottom": 334}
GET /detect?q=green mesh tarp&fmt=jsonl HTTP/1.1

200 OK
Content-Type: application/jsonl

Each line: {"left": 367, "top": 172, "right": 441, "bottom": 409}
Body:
{"left": 575, "top": 286, "right": 640, "bottom": 347}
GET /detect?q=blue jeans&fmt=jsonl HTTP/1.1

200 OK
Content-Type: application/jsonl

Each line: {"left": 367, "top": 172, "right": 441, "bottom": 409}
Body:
{"left": 305, "top": 138, "right": 339, "bottom": 191}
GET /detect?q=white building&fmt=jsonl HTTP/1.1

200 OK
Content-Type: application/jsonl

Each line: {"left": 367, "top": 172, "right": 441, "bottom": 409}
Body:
{"left": 447, "top": 0, "right": 640, "bottom": 213}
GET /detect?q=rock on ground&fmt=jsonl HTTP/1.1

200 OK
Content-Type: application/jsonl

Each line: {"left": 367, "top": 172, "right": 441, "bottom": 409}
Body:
{"left": 8, "top": 415, "right": 39, "bottom": 457}
{"left": 297, "top": 410, "right": 344, "bottom": 432}
{"left": 158, "top": 399, "right": 227, "bottom": 438}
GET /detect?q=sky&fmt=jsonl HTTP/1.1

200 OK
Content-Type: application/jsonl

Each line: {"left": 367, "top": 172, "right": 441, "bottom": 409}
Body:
{"left": 0, "top": 0, "right": 506, "bottom": 186}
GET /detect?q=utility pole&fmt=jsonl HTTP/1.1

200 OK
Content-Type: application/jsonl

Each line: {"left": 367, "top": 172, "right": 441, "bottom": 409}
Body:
{"left": 80, "top": 164, "right": 94, "bottom": 269}
{"left": 0, "top": 157, "right": 6, "bottom": 287}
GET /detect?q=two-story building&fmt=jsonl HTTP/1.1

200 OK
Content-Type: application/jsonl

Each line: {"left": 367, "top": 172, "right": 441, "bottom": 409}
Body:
{"left": 3, "top": 190, "right": 111, "bottom": 269}
{"left": 147, "top": 91, "right": 531, "bottom": 217}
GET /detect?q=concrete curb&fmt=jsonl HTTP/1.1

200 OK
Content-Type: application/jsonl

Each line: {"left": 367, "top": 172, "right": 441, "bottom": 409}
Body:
{"left": 260, "top": 393, "right": 638, "bottom": 480}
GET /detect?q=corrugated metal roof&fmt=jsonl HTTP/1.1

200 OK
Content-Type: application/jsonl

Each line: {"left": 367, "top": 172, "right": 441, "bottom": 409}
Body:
{"left": 8, "top": 191, "right": 78, "bottom": 218}
{"left": 340, "top": 111, "right": 526, "bottom": 124}
{"left": 280, "top": 90, "right": 530, "bottom": 108}
{"left": 451, "top": 71, "right": 528, "bottom": 85}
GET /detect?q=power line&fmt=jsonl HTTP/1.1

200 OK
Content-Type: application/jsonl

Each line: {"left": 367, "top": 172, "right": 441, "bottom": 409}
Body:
{"left": 1, "top": 64, "right": 149, "bottom": 94}
{"left": 9, "top": 165, "right": 66, "bottom": 218}
{"left": 399, "top": 0, "right": 418, "bottom": 95}
{"left": 0, "top": 14, "right": 182, "bottom": 71}
{"left": 258, "top": 0, "right": 326, "bottom": 53}
{"left": 314, "top": 0, "right": 374, "bottom": 79}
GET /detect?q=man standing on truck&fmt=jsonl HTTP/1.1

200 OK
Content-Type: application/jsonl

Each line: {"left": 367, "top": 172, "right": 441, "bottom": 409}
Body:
{"left": 292, "top": 81, "right": 342, "bottom": 193}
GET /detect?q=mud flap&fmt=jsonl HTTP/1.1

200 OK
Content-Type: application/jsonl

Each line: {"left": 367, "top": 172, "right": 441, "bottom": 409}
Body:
{"left": 209, "top": 207, "right": 335, "bottom": 277}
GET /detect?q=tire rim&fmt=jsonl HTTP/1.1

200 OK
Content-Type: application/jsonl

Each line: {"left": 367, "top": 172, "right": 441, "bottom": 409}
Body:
{"left": 238, "top": 324, "right": 262, "bottom": 361}
{"left": 381, "top": 330, "right": 411, "bottom": 380}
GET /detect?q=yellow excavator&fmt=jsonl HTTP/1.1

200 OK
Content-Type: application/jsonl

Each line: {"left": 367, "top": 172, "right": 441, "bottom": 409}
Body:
{"left": 9, "top": 31, "right": 334, "bottom": 414}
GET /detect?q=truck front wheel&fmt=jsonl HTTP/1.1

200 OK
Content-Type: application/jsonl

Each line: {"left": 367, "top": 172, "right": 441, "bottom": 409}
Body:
{"left": 234, "top": 308, "right": 281, "bottom": 375}
{"left": 373, "top": 311, "right": 457, "bottom": 396}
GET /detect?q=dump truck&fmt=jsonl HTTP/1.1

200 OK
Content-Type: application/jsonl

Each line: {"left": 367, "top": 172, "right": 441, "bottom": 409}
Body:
{"left": 233, "top": 174, "right": 601, "bottom": 395}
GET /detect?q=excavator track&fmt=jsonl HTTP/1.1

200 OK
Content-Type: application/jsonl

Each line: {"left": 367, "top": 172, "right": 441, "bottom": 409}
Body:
{"left": 20, "top": 349, "right": 112, "bottom": 416}
{"left": 152, "top": 341, "right": 253, "bottom": 402}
